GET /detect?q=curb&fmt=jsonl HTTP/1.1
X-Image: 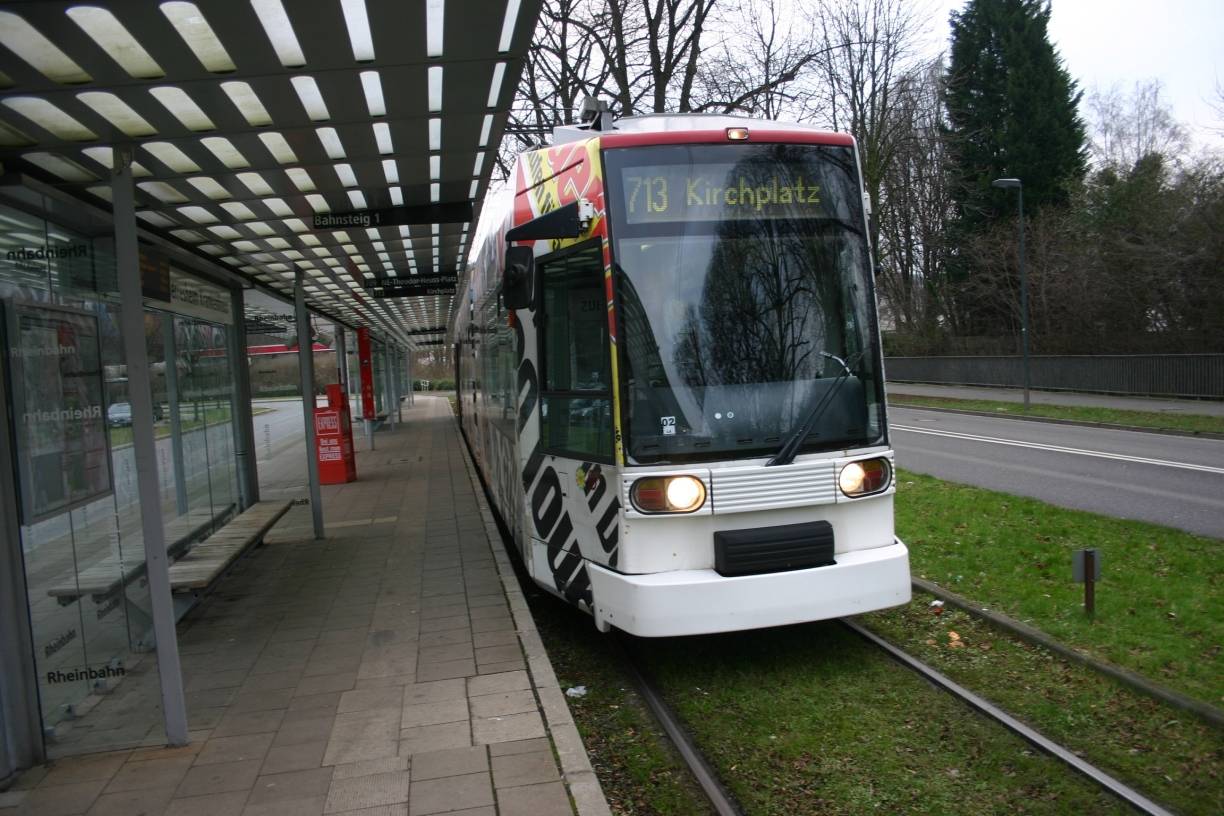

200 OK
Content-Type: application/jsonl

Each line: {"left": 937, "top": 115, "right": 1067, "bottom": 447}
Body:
{"left": 454, "top": 422, "right": 613, "bottom": 816}
{"left": 888, "top": 402, "right": 1224, "bottom": 440}
{"left": 912, "top": 577, "right": 1224, "bottom": 730}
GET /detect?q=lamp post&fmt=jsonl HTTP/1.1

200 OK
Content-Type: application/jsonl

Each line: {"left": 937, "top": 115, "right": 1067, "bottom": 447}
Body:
{"left": 992, "top": 177, "right": 1030, "bottom": 409}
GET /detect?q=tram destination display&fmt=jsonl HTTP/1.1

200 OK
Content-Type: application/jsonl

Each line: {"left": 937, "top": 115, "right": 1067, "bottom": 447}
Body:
{"left": 620, "top": 162, "right": 834, "bottom": 225}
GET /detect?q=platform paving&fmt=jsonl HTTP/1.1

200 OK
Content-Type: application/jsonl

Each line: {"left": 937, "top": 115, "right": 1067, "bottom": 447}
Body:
{"left": 2, "top": 396, "right": 608, "bottom": 816}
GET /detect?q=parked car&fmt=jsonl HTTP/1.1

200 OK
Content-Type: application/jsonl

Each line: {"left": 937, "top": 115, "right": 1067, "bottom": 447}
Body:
{"left": 107, "top": 402, "right": 165, "bottom": 427}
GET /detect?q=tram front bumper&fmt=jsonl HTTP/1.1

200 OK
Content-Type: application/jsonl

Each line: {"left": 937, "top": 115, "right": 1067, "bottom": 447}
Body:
{"left": 587, "top": 539, "right": 910, "bottom": 637}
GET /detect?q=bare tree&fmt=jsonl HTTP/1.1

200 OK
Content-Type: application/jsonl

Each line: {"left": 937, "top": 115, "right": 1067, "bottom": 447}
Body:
{"left": 1085, "top": 79, "right": 1190, "bottom": 171}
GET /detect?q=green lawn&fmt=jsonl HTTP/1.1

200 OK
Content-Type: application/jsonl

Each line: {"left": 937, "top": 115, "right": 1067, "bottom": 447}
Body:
{"left": 889, "top": 394, "right": 1224, "bottom": 435}
{"left": 895, "top": 468, "right": 1223, "bottom": 705}
{"left": 108, "top": 406, "right": 272, "bottom": 447}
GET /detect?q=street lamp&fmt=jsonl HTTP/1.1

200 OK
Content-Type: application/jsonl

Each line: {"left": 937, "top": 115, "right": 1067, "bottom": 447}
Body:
{"left": 992, "top": 177, "right": 1030, "bottom": 409}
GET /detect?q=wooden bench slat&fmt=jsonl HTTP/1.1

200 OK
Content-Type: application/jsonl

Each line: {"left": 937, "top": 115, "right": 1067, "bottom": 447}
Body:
{"left": 168, "top": 500, "right": 292, "bottom": 591}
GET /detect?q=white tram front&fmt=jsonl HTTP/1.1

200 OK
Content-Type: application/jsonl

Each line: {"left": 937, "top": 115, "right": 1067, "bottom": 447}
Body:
{"left": 455, "top": 112, "right": 910, "bottom": 636}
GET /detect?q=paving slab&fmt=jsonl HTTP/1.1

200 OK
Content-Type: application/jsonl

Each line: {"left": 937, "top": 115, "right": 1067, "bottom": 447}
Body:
{"left": 8, "top": 398, "right": 605, "bottom": 816}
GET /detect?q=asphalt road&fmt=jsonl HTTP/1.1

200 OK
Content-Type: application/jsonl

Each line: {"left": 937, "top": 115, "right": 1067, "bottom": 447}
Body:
{"left": 889, "top": 406, "right": 1224, "bottom": 540}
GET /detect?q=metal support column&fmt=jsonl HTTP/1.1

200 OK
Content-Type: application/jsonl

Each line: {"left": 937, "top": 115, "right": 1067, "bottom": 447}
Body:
{"left": 295, "top": 270, "right": 325, "bottom": 539}
{"left": 228, "top": 290, "right": 259, "bottom": 509}
{"left": 162, "top": 320, "right": 189, "bottom": 516}
{"left": 407, "top": 351, "right": 414, "bottom": 407}
{"left": 113, "top": 146, "right": 189, "bottom": 746}
{"left": 384, "top": 346, "right": 396, "bottom": 428}
{"left": 0, "top": 338, "right": 44, "bottom": 773}
{"left": 335, "top": 325, "right": 349, "bottom": 390}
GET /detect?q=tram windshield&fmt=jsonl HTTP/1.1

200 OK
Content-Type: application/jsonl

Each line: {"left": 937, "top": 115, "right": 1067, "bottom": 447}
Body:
{"left": 605, "top": 142, "right": 885, "bottom": 464}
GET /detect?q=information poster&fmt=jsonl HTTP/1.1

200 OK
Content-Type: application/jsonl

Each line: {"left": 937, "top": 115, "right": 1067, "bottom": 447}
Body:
{"left": 5, "top": 302, "right": 113, "bottom": 524}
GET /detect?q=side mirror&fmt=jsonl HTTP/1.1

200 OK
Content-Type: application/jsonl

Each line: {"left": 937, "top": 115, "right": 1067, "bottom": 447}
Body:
{"left": 503, "top": 245, "right": 535, "bottom": 310}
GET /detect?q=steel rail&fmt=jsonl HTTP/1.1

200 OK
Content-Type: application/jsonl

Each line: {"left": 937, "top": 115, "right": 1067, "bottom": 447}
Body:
{"left": 842, "top": 619, "right": 1175, "bottom": 816}
{"left": 614, "top": 637, "right": 744, "bottom": 816}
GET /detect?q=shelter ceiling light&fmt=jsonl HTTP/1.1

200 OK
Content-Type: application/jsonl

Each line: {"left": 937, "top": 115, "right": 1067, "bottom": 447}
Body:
{"left": 335, "top": 163, "right": 359, "bottom": 187}
{"left": 160, "top": 2, "right": 236, "bottom": 72}
{"left": 291, "top": 76, "right": 331, "bottom": 121}
{"left": 487, "top": 62, "right": 506, "bottom": 108}
{"left": 251, "top": 0, "right": 306, "bottom": 68}
{"left": 360, "top": 71, "right": 386, "bottom": 116}
{"left": 258, "top": 132, "right": 298, "bottom": 164}
{"left": 77, "top": 91, "right": 157, "bottom": 137}
{"left": 221, "top": 81, "right": 272, "bottom": 127}
{"left": 66, "top": 6, "right": 164, "bottom": 78}
{"left": 81, "top": 147, "right": 151, "bottom": 176}
{"left": 187, "top": 176, "right": 232, "bottom": 200}
{"left": 428, "top": 118, "right": 441, "bottom": 151}
{"left": 177, "top": 205, "right": 219, "bottom": 224}
{"left": 262, "top": 197, "right": 292, "bottom": 216}
{"left": 426, "top": 0, "right": 445, "bottom": 56}
{"left": 138, "top": 181, "right": 188, "bottom": 203}
{"left": 148, "top": 86, "right": 215, "bottom": 131}
{"left": 372, "top": 122, "right": 393, "bottom": 155}
{"left": 2, "top": 97, "right": 96, "bottom": 141}
{"left": 305, "top": 193, "right": 329, "bottom": 212}
{"left": 428, "top": 66, "right": 444, "bottom": 112}
{"left": 429, "top": 156, "right": 440, "bottom": 180}
{"left": 287, "top": 167, "right": 316, "bottom": 191}
{"left": 0, "top": 12, "right": 91, "bottom": 83}
{"left": 316, "top": 127, "right": 346, "bottom": 159}
{"left": 340, "top": 0, "right": 375, "bottom": 61}
{"left": 247, "top": 220, "right": 276, "bottom": 235}
{"left": 0, "top": 121, "right": 34, "bottom": 148}
{"left": 498, "top": 0, "right": 521, "bottom": 52}
{"left": 220, "top": 202, "right": 257, "bottom": 220}
{"left": 382, "top": 160, "right": 400, "bottom": 184}
{"left": 478, "top": 114, "right": 492, "bottom": 146}
{"left": 236, "top": 171, "right": 273, "bottom": 195}
{"left": 143, "top": 142, "right": 201, "bottom": 173}
{"left": 24, "top": 152, "right": 96, "bottom": 182}
{"left": 200, "top": 136, "right": 251, "bottom": 169}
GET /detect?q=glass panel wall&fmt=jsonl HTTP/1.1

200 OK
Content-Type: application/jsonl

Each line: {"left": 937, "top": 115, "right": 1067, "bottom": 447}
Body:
{"left": 0, "top": 197, "right": 243, "bottom": 756}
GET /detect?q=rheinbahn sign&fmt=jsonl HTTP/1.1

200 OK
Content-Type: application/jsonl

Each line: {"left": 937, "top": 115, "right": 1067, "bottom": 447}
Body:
{"left": 312, "top": 201, "right": 473, "bottom": 230}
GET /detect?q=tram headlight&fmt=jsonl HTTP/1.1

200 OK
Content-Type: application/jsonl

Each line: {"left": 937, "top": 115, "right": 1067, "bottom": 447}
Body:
{"left": 631, "top": 475, "right": 707, "bottom": 513}
{"left": 838, "top": 458, "right": 892, "bottom": 498}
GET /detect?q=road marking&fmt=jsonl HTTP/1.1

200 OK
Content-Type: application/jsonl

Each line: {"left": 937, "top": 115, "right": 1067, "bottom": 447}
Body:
{"left": 891, "top": 425, "right": 1224, "bottom": 475}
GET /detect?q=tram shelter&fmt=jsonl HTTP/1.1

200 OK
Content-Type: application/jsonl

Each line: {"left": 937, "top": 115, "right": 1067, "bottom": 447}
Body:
{"left": 0, "top": 5, "right": 575, "bottom": 806}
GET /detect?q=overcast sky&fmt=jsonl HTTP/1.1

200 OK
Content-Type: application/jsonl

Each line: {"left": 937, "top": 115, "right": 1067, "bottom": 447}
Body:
{"left": 930, "top": 0, "right": 1223, "bottom": 149}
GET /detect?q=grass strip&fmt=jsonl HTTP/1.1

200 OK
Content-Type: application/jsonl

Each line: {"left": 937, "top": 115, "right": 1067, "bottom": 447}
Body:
{"left": 635, "top": 622, "right": 1130, "bottom": 815}
{"left": 895, "top": 468, "right": 1223, "bottom": 704}
{"left": 861, "top": 597, "right": 1223, "bottom": 816}
{"left": 889, "top": 394, "right": 1224, "bottom": 435}
{"left": 526, "top": 592, "right": 715, "bottom": 816}
{"left": 108, "top": 406, "right": 274, "bottom": 447}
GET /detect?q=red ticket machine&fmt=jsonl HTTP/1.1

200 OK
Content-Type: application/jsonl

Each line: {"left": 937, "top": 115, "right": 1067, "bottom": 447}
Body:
{"left": 315, "top": 383, "right": 356, "bottom": 484}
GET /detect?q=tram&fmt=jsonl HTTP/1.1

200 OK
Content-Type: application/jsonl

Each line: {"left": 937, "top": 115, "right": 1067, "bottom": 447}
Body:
{"left": 454, "top": 106, "right": 909, "bottom": 636}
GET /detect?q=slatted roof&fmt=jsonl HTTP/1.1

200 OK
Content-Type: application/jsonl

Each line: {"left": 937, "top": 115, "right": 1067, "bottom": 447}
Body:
{"left": 0, "top": 0, "right": 540, "bottom": 346}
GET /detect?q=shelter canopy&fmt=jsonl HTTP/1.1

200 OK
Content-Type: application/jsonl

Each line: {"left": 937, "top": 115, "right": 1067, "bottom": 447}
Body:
{"left": 0, "top": 0, "right": 540, "bottom": 346}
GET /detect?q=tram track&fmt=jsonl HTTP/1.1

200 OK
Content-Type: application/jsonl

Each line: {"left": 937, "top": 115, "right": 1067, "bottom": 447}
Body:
{"left": 615, "top": 620, "right": 1176, "bottom": 816}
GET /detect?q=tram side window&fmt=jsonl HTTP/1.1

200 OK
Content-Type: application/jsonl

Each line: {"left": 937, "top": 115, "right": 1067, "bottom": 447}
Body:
{"left": 540, "top": 242, "right": 613, "bottom": 461}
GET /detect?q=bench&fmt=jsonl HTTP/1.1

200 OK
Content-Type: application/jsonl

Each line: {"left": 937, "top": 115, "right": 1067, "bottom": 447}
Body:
{"left": 46, "top": 507, "right": 228, "bottom": 606}
{"left": 167, "top": 500, "right": 291, "bottom": 598}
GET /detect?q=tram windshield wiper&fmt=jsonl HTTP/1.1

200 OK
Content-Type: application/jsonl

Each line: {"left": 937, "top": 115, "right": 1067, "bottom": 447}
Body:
{"left": 766, "top": 350, "right": 865, "bottom": 467}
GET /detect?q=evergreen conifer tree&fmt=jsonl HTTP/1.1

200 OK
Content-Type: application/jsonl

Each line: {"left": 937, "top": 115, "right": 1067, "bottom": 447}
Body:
{"left": 943, "top": 0, "right": 1087, "bottom": 333}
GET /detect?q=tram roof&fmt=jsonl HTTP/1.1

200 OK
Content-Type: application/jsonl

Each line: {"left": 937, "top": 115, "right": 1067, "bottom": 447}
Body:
{"left": 0, "top": 0, "right": 541, "bottom": 347}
